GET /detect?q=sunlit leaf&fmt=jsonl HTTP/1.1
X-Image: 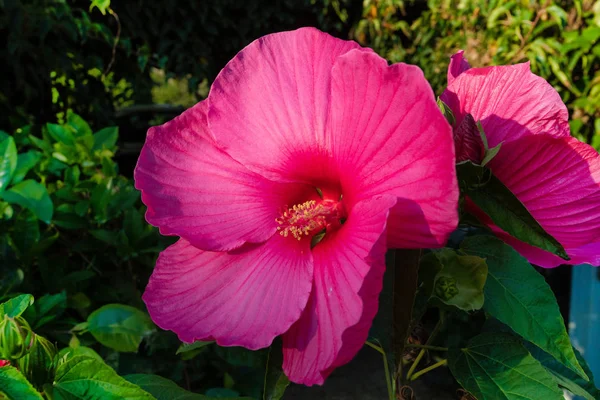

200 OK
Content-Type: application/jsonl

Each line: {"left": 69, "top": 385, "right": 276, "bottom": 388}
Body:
{"left": 461, "top": 236, "right": 586, "bottom": 379}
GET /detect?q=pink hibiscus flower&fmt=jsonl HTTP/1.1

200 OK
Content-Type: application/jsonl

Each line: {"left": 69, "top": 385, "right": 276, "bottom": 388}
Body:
{"left": 0, "top": 359, "right": 9, "bottom": 368}
{"left": 135, "top": 28, "right": 458, "bottom": 385}
{"left": 442, "top": 50, "right": 600, "bottom": 268}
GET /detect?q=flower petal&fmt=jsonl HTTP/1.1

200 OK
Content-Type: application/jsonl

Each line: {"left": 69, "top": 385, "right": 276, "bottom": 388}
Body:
{"left": 207, "top": 27, "right": 365, "bottom": 181}
{"left": 441, "top": 62, "right": 570, "bottom": 147}
{"left": 447, "top": 50, "right": 471, "bottom": 86}
{"left": 143, "top": 236, "right": 313, "bottom": 349}
{"left": 327, "top": 49, "right": 458, "bottom": 248}
{"left": 488, "top": 135, "right": 600, "bottom": 250}
{"left": 134, "top": 101, "right": 312, "bottom": 251}
{"left": 282, "top": 195, "right": 395, "bottom": 385}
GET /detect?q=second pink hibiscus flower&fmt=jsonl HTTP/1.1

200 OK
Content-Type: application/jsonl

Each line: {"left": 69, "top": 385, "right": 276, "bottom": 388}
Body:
{"left": 442, "top": 51, "right": 600, "bottom": 268}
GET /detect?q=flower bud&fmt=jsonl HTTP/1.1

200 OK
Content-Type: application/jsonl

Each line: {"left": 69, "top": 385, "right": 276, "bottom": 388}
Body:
{"left": 0, "top": 315, "right": 34, "bottom": 360}
{"left": 454, "top": 114, "right": 485, "bottom": 164}
{"left": 16, "top": 335, "right": 57, "bottom": 388}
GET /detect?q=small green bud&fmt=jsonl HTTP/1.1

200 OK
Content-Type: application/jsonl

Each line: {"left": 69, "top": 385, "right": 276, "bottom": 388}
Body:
{"left": 0, "top": 315, "right": 34, "bottom": 360}
{"left": 16, "top": 335, "right": 58, "bottom": 389}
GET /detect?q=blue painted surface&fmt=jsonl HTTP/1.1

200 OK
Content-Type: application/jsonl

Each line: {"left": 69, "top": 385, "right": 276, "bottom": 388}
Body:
{"left": 569, "top": 265, "right": 600, "bottom": 398}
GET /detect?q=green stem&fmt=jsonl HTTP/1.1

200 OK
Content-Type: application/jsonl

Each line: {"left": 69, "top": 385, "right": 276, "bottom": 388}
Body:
{"left": 405, "top": 344, "right": 448, "bottom": 352}
{"left": 365, "top": 341, "right": 394, "bottom": 400}
{"left": 405, "top": 312, "right": 446, "bottom": 381}
{"left": 409, "top": 359, "right": 448, "bottom": 381}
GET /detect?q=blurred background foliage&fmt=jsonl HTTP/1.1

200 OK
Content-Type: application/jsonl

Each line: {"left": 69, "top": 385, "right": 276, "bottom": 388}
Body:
{"left": 0, "top": 0, "right": 599, "bottom": 398}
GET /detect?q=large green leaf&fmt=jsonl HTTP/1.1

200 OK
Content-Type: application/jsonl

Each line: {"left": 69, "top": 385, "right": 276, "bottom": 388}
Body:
{"left": 419, "top": 248, "right": 487, "bottom": 311}
{"left": 87, "top": 304, "right": 154, "bottom": 352}
{"left": 0, "top": 366, "right": 43, "bottom": 400}
{"left": 263, "top": 339, "right": 289, "bottom": 400}
{"left": 0, "top": 136, "right": 17, "bottom": 192}
{"left": 12, "top": 151, "right": 42, "bottom": 185}
{"left": 52, "top": 356, "right": 154, "bottom": 400}
{"left": 124, "top": 374, "right": 251, "bottom": 400}
{"left": 457, "top": 161, "right": 568, "bottom": 259}
{"left": 0, "top": 180, "right": 53, "bottom": 223}
{"left": 92, "top": 127, "right": 118, "bottom": 151}
{"left": 449, "top": 333, "right": 563, "bottom": 400}
{"left": 0, "top": 294, "right": 34, "bottom": 318}
{"left": 461, "top": 236, "right": 586, "bottom": 379}
{"left": 527, "top": 344, "right": 599, "bottom": 400}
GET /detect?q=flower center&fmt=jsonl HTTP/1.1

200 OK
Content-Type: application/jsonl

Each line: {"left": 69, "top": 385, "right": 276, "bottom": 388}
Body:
{"left": 276, "top": 199, "right": 345, "bottom": 241}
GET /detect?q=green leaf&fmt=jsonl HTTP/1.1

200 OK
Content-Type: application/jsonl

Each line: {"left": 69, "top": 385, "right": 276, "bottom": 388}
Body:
{"left": 457, "top": 161, "right": 568, "bottom": 259}
{"left": 461, "top": 236, "right": 587, "bottom": 379}
{"left": 263, "top": 339, "right": 289, "bottom": 400}
{"left": 527, "top": 344, "right": 599, "bottom": 400}
{"left": 90, "top": 178, "right": 112, "bottom": 223}
{"left": 46, "top": 124, "right": 75, "bottom": 146}
{"left": 87, "top": 304, "right": 154, "bottom": 352}
{"left": 176, "top": 340, "right": 214, "bottom": 355}
{"left": 53, "top": 356, "right": 154, "bottom": 399}
{"left": 476, "top": 120, "right": 489, "bottom": 150}
{"left": 64, "top": 166, "right": 80, "bottom": 187}
{"left": 0, "top": 366, "right": 43, "bottom": 399}
{"left": 448, "top": 332, "right": 563, "bottom": 400}
{"left": 57, "top": 346, "right": 103, "bottom": 363}
{"left": 436, "top": 97, "right": 455, "bottom": 126}
{"left": 23, "top": 292, "right": 67, "bottom": 329}
{"left": 28, "top": 135, "right": 52, "bottom": 154}
{"left": 12, "top": 151, "right": 42, "bottom": 185}
{"left": 125, "top": 374, "right": 251, "bottom": 400}
{"left": 480, "top": 142, "right": 502, "bottom": 167}
{"left": 0, "top": 180, "right": 53, "bottom": 223}
{"left": 0, "top": 294, "right": 34, "bottom": 318}
{"left": 92, "top": 127, "right": 118, "bottom": 151}
{"left": 420, "top": 249, "right": 487, "bottom": 311}
{"left": 0, "top": 136, "right": 17, "bottom": 192}
{"left": 66, "top": 113, "right": 93, "bottom": 137}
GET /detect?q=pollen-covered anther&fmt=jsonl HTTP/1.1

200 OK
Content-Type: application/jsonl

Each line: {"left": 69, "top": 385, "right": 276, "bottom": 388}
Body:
{"left": 276, "top": 199, "right": 344, "bottom": 240}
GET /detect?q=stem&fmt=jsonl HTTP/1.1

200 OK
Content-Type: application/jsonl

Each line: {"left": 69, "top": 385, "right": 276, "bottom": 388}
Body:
{"left": 103, "top": 8, "right": 121, "bottom": 78}
{"left": 405, "top": 347, "right": 426, "bottom": 381}
{"left": 405, "top": 344, "right": 448, "bottom": 352}
{"left": 405, "top": 312, "right": 446, "bottom": 381}
{"left": 410, "top": 359, "right": 448, "bottom": 381}
{"left": 365, "top": 341, "right": 394, "bottom": 400}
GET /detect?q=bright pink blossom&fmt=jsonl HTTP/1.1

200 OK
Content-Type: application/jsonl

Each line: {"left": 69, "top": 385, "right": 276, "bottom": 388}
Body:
{"left": 0, "top": 359, "right": 9, "bottom": 368}
{"left": 442, "top": 51, "right": 600, "bottom": 268}
{"left": 135, "top": 28, "right": 458, "bottom": 385}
